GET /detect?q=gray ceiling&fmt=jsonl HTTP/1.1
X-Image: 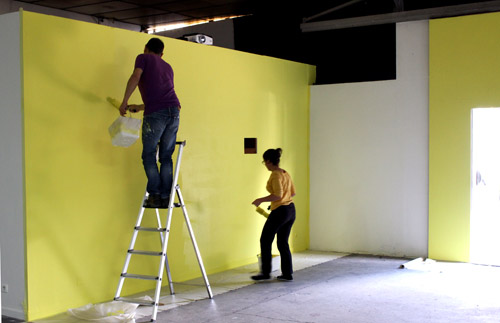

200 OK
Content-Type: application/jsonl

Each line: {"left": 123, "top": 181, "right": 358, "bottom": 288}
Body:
{"left": 14, "top": 0, "right": 500, "bottom": 31}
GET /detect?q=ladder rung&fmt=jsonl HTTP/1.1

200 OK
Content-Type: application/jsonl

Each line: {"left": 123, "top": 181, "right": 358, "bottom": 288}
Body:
{"left": 114, "top": 297, "right": 156, "bottom": 306}
{"left": 121, "top": 273, "right": 160, "bottom": 281}
{"left": 128, "top": 249, "right": 164, "bottom": 256}
{"left": 135, "top": 226, "right": 167, "bottom": 232}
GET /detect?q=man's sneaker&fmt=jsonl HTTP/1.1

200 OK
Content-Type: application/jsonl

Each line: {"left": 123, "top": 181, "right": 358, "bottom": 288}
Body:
{"left": 144, "top": 195, "right": 164, "bottom": 208}
{"left": 251, "top": 274, "right": 271, "bottom": 281}
{"left": 277, "top": 275, "right": 293, "bottom": 281}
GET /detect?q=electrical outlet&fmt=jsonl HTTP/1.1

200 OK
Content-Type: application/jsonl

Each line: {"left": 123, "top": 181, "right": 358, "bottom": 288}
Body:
{"left": 2, "top": 284, "right": 8, "bottom": 293}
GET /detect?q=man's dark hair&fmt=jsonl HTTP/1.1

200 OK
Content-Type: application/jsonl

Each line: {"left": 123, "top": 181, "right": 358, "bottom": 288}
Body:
{"left": 146, "top": 38, "right": 164, "bottom": 54}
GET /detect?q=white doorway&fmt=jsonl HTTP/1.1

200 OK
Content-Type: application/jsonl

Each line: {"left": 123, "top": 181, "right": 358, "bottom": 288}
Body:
{"left": 471, "top": 108, "right": 500, "bottom": 266}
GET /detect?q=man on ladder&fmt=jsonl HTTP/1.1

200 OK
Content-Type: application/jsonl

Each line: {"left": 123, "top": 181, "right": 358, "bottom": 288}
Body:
{"left": 115, "top": 37, "right": 211, "bottom": 322}
{"left": 119, "top": 37, "right": 181, "bottom": 209}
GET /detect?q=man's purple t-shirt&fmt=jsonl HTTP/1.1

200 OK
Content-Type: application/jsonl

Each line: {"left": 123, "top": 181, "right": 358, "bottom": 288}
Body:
{"left": 135, "top": 53, "right": 180, "bottom": 115}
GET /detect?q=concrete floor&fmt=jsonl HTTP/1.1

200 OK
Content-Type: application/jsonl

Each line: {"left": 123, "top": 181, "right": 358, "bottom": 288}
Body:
{"left": 144, "top": 254, "right": 500, "bottom": 323}
{"left": 34, "top": 251, "right": 345, "bottom": 322}
{"left": 17, "top": 251, "right": 500, "bottom": 322}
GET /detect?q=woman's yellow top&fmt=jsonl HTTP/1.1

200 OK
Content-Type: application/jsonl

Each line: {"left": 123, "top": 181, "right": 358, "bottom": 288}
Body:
{"left": 266, "top": 169, "right": 295, "bottom": 211}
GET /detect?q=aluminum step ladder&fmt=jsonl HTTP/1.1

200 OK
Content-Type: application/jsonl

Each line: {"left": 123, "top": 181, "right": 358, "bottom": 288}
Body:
{"left": 114, "top": 140, "right": 213, "bottom": 322}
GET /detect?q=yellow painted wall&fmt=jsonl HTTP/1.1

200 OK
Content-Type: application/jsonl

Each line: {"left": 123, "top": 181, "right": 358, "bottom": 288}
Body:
{"left": 21, "top": 11, "right": 314, "bottom": 320}
{"left": 429, "top": 12, "right": 500, "bottom": 261}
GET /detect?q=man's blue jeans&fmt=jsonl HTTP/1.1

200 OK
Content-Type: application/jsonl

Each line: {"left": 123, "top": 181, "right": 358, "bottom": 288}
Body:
{"left": 141, "top": 107, "right": 180, "bottom": 199}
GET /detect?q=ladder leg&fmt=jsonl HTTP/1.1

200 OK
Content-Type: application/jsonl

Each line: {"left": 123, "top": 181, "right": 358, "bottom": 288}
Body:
{"left": 176, "top": 187, "right": 213, "bottom": 299}
{"left": 151, "top": 198, "right": 175, "bottom": 322}
{"left": 115, "top": 192, "right": 148, "bottom": 300}
{"left": 115, "top": 141, "right": 212, "bottom": 323}
{"left": 150, "top": 143, "right": 184, "bottom": 321}
{"left": 156, "top": 208, "right": 174, "bottom": 295}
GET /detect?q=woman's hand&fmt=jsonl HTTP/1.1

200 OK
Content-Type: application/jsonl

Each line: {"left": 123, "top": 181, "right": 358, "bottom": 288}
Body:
{"left": 252, "top": 198, "right": 262, "bottom": 207}
{"left": 252, "top": 194, "right": 280, "bottom": 207}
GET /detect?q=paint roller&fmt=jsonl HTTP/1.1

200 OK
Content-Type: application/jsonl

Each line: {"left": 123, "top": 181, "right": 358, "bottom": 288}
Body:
{"left": 255, "top": 206, "right": 269, "bottom": 218}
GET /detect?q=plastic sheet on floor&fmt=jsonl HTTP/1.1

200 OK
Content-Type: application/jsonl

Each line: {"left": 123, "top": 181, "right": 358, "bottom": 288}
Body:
{"left": 400, "top": 257, "right": 437, "bottom": 271}
{"left": 67, "top": 300, "right": 139, "bottom": 322}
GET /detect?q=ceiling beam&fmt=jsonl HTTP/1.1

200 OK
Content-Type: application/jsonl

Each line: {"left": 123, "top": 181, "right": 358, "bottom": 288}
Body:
{"left": 301, "top": 0, "right": 500, "bottom": 32}
{"left": 303, "top": 0, "right": 364, "bottom": 23}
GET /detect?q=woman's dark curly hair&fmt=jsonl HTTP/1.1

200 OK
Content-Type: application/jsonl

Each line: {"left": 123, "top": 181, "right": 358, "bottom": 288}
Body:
{"left": 263, "top": 148, "right": 282, "bottom": 166}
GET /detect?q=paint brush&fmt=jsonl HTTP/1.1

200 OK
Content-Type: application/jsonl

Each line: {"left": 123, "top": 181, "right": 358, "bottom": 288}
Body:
{"left": 106, "top": 97, "right": 121, "bottom": 110}
{"left": 256, "top": 206, "right": 269, "bottom": 218}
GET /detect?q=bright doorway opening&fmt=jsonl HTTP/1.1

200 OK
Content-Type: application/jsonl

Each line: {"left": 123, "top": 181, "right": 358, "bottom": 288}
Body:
{"left": 470, "top": 108, "right": 500, "bottom": 266}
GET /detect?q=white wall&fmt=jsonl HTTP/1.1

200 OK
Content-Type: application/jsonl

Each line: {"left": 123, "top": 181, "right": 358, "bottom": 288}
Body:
{"left": 310, "top": 21, "right": 429, "bottom": 258}
{"left": 0, "top": 11, "right": 25, "bottom": 320}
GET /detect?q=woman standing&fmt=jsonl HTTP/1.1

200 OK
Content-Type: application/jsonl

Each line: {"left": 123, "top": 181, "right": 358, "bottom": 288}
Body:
{"left": 251, "top": 148, "right": 296, "bottom": 281}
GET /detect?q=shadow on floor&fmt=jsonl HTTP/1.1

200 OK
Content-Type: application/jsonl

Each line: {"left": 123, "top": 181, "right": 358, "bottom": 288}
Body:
{"left": 2, "top": 316, "right": 24, "bottom": 323}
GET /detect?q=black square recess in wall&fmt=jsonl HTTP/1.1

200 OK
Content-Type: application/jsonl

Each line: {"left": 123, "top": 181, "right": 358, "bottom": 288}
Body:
{"left": 244, "top": 138, "right": 257, "bottom": 154}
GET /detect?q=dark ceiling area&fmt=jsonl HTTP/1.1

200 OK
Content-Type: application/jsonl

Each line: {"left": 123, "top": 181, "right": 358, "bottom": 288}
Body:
{"left": 15, "top": 0, "right": 258, "bottom": 28}
{"left": 13, "top": 0, "right": 500, "bottom": 29}
{"left": 15, "top": 0, "right": 500, "bottom": 84}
